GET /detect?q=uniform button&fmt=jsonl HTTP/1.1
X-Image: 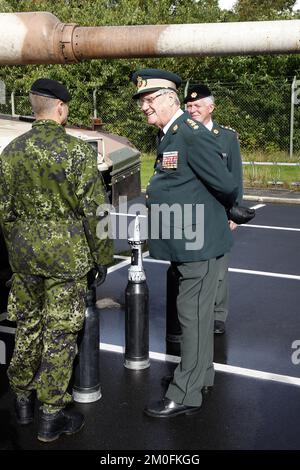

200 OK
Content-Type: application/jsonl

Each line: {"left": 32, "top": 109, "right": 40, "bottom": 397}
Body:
{"left": 154, "top": 171, "right": 157, "bottom": 175}
{"left": 145, "top": 195, "right": 149, "bottom": 199}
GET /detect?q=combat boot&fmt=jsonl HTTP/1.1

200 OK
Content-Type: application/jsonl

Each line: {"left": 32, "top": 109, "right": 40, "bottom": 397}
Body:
{"left": 37, "top": 408, "right": 85, "bottom": 442}
{"left": 15, "top": 393, "right": 35, "bottom": 425}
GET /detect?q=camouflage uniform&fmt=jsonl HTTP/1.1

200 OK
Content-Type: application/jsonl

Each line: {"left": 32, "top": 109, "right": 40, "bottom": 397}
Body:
{"left": 0, "top": 119, "right": 113, "bottom": 412}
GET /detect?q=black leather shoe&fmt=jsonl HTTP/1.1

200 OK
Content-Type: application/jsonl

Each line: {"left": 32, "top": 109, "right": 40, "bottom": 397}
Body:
{"left": 37, "top": 408, "right": 85, "bottom": 442}
{"left": 214, "top": 320, "right": 225, "bottom": 335}
{"left": 15, "top": 394, "right": 35, "bottom": 425}
{"left": 161, "top": 375, "right": 213, "bottom": 395}
{"left": 144, "top": 398, "right": 201, "bottom": 418}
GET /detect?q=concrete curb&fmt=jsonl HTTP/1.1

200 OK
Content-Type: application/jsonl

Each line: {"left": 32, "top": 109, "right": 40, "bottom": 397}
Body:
{"left": 142, "top": 188, "right": 300, "bottom": 205}
{"left": 244, "top": 195, "right": 300, "bottom": 204}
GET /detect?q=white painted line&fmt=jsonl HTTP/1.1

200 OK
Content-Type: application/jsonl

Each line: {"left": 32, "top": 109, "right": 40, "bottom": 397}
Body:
{"left": 110, "top": 212, "right": 147, "bottom": 218}
{"left": 149, "top": 350, "right": 181, "bottom": 363}
{"left": 241, "top": 223, "right": 300, "bottom": 232}
{"left": 229, "top": 267, "right": 300, "bottom": 280}
{"left": 249, "top": 203, "right": 266, "bottom": 210}
{"left": 0, "top": 326, "right": 15, "bottom": 334}
{"left": 99, "top": 343, "right": 180, "bottom": 364}
{"left": 0, "top": 312, "right": 7, "bottom": 321}
{"left": 243, "top": 161, "right": 300, "bottom": 166}
{"left": 2, "top": 333, "right": 299, "bottom": 388}
{"left": 214, "top": 363, "right": 300, "bottom": 387}
{"left": 107, "top": 259, "right": 131, "bottom": 274}
{"left": 143, "top": 258, "right": 170, "bottom": 265}
{"left": 141, "top": 259, "right": 300, "bottom": 280}
{"left": 99, "top": 343, "right": 300, "bottom": 388}
{"left": 100, "top": 342, "right": 124, "bottom": 354}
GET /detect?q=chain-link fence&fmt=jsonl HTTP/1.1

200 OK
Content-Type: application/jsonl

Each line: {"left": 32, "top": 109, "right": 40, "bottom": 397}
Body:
{"left": 1, "top": 80, "right": 300, "bottom": 157}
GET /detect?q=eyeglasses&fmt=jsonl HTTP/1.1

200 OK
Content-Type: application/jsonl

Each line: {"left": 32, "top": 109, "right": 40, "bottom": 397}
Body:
{"left": 137, "top": 92, "right": 165, "bottom": 109}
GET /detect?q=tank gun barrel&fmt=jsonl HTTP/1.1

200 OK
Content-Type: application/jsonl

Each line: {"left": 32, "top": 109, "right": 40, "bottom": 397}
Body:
{"left": 0, "top": 12, "right": 300, "bottom": 65}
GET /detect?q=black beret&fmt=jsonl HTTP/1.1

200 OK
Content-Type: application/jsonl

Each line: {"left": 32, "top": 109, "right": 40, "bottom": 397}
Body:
{"left": 183, "top": 84, "right": 212, "bottom": 104}
{"left": 30, "top": 78, "right": 71, "bottom": 103}
{"left": 131, "top": 68, "right": 182, "bottom": 99}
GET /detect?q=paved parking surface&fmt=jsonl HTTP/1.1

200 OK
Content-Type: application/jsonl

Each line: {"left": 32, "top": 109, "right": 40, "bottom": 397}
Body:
{"left": 1, "top": 202, "right": 300, "bottom": 450}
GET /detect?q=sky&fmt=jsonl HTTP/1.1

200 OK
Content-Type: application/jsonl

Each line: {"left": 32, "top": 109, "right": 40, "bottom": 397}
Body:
{"left": 218, "top": 0, "right": 300, "bottom": 10}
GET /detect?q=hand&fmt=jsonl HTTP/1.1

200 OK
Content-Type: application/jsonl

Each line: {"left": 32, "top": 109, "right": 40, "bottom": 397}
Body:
{"left": 227, "top": 205, "right": 255, "bottom": 225}
{"left": 229, "top": 220, "right": 238, "bottom": 231}
{"left": 87, "top": 264, "right": 107, "bottom": 289}
{"left": 95, "top": 264, "right": 107, "bottom": 286}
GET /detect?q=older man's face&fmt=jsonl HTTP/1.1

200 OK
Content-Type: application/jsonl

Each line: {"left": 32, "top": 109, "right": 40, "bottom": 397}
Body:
{"left": 137, "top": 90, "right": 176, "bottom": 129}
{"left": 186, "top": 98, "right": 214, "bottom": 125}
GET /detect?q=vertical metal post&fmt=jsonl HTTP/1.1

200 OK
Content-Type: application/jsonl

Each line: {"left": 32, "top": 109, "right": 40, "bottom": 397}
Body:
{"left": 124, "top": 215, "right": 150, "bottom": 370}
{"left": 10, "top": 91, "right": 15, "bottom": 116}
{"left": 290, "top": 76, "right": 296, "bottom": 158}
{"left": 184, "top": 79, "right": 190, "bottom": 111}
{"left": 0, "top": 79, "right": 5, "bottom": 105}
{"left": 93, "top": 88, "right": 97, "bottom": 118}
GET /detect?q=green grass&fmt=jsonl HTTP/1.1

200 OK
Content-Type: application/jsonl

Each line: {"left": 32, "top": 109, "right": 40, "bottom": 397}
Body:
{"left": 140, "top": 151, "right": 300, "bottom": 191}
{"left": 141, "top": 153, "right": 156, "bottom": 189}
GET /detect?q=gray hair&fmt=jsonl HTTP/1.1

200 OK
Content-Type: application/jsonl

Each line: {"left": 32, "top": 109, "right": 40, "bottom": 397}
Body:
{"left": 203, "top": 95, "right": 215, "bottom": 105}
{"left": 29, "top": 92, "right": 57, "bottom": 116}
{"left": 160, "top": 88, "right": 180, "bottom": 106}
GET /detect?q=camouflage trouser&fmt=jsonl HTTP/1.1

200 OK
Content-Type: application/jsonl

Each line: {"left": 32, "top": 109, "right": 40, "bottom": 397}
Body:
{"left": 7, "top": 273, "right": 87, "bottom": 412}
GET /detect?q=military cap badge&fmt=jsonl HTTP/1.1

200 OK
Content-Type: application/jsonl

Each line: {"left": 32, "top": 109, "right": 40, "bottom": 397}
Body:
{"left": 137, "top": 76, "right": 147, "bottom": 89}
{"left": 191, "top": 92, "right": 197, "bottom": 98}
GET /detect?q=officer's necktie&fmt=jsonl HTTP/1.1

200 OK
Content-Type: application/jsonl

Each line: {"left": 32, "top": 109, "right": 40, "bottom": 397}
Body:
{"left": 157, "top": 129, "right": 164, "bottom": 144}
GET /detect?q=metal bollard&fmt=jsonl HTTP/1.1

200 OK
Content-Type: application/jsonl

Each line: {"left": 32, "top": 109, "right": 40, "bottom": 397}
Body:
{"left": 124, "top": 215, "right": 150, "bottom": 370}
{"left": 166, "top": 265, "right": 182, "bottom": 356}
{"left": 73, "top": 286, "right": 101, "bottom": 403}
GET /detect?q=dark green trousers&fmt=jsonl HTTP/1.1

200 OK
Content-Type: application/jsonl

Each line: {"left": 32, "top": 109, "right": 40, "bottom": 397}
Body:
{"left": 166, "top": 257, "right": 222, "bottom": 407}
{"left": 214, "top": 252, "right": 229, "bottom": 323}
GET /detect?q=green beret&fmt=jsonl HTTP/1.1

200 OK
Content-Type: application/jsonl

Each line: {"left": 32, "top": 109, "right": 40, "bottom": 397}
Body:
{"left": 184, "top": 84, "right": 212, "bottom": 104}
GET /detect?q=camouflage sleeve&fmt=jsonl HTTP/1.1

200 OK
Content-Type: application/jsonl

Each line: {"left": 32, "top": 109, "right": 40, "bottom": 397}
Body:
{"left": 0, "top": 156, "right": 14, "bottom": 225}
{"left": 73, "top": 142, "right": 113, "bottom": 266}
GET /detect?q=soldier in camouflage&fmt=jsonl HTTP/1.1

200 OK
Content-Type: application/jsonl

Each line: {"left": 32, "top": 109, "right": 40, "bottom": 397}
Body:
{"left": 0, "top": 78, "right": 113, "bottom": 442}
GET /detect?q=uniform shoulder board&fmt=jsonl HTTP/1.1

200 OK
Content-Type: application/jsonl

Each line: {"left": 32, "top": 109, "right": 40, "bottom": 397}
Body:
{"left": 185, "top": 118, "right": 200, "bottom": 130}
{"left": 220, "top": 124, "right": 237, "bottom": 133}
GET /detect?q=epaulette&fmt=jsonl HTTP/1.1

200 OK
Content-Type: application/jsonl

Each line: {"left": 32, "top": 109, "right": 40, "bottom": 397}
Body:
{"left": 219, "top": 124, "right": 237, "bottom": 133}
{"left": 185, "top": 118, "right": 200, "bottom": 130}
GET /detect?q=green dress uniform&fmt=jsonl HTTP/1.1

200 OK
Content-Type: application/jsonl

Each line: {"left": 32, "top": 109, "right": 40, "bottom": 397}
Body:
{"left": 146, "top": 111, "right": 238, "bottom": 407}
{"left": 211, "top": 121, "right": 243, "bottom": 325}
{"left": 0, "top": 119, "right": 113, "bottom": 412}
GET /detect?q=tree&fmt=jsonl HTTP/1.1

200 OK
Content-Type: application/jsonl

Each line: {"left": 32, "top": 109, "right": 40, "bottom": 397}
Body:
{"left": 234, "top": 0, "right": 297, "bottom": 21}
{"left": 0, "top": 0, "right": 300, "bottom": 152}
